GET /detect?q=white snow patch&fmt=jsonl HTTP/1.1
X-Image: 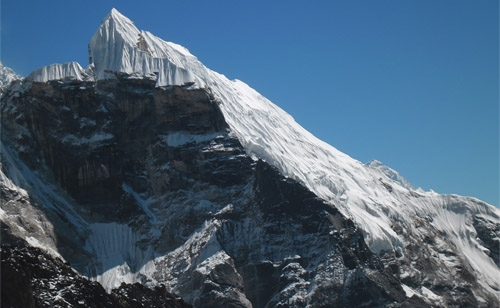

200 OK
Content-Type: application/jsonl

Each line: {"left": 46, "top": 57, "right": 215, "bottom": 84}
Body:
{"left": 160, "top": 132, "right": 224, "bottom": 147}
{"left": 421, "top": 286, "right": 442, "bottom": 302}
{"left": 25, "top": 236, "right": 62, "bottom": 260}
{"left": 62, "top": 132, "right": 114, "bottom": 145}
{"left": 401, "top": 284, "right": 416, "bottom": 298}
{"left": 84, "top": 223, "right": 154, "bottom": 292}
{"left": 195, "top": 250, "right": 230, "bottom": 276}
{"left": 122, "top": 183, "right": 157, "bottom": 224}
{"left": 215, "top": 204, "right": 234, "bottom": 216}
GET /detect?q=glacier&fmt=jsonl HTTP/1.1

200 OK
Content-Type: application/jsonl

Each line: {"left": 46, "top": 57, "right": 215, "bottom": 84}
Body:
{"left": 2, "top": 8, "right": 500, "bottom": 307}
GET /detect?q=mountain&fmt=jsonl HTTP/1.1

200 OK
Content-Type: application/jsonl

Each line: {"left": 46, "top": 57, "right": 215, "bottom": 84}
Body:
{"left": 0, "top": 62, "right": 21, "bottom": 94}
{"left": 1, "top": 8, "right": 499, "bottom": 307}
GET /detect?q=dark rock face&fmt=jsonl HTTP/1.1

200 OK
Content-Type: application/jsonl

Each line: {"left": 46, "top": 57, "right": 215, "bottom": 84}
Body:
{"left": 1, "top": 243, "right": 191, "bottom": 308}
{"left": 222, "top": 160, "right": 409, "bottom": 307}
{"left": 3, "top": 78, "right": 226, "bottom": 207}
{"left": 1, "top": 76, "right": 497, "bottom": 307}
{"left": 473, "top": 215, "right": 500, "bottom": 267}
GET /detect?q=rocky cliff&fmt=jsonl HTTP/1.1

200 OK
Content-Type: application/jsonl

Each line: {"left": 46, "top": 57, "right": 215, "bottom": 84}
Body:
{"left": 1, "top": 243, "right": 191, "bottom": 308}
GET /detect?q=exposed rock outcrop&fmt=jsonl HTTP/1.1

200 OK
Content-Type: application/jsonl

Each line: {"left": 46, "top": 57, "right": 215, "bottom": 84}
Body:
{"left": 1, "top": 243, "right": 191, "bottom": 308}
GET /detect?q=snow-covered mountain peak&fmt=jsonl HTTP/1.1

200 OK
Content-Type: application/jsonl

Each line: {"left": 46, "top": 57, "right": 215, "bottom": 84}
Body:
{"left": 2, "top": 9, "right": 500, "bottom": 306}
{"left": 86, "top": 13, "right": 500, "bottom": 290}
{"left": 0, "top": 62, "right": 22, "bottom": 94}
{"left": 102, "top": 8, "right": 194, "bottom": 58}
{"left": 100, "top": 8, "right": 141, "bottom": 50}
{"left": 366, "top": 159, "right": 413, "bottom": 190}
{"left": 106, "top": 8, "right": 132, "bottom": 24}
{"left": 89, "top": 8, "right": 203, "bottom": 87}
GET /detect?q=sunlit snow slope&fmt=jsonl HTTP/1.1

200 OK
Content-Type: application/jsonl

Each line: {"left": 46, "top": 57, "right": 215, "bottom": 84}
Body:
{"left": 0, "top": 62, "right": 21, "bottom": 92}
{"left": 21, "top": 8, "right": 500, "bottom": 302}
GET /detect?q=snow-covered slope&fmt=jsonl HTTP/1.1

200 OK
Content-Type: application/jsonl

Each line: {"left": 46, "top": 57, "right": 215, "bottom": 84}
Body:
{"left": 27, "top": 62, "right": 92, "bottom": 82}
{"left": 0, "top": 62, "right": 22, "bottom": 95}
{"left": 85, "top": 9, "right": 500, "bottom": 298}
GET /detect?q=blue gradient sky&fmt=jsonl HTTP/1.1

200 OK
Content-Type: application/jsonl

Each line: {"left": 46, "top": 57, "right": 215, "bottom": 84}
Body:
{"left": 2, "top": 1, "right": 498, "bottom": 206}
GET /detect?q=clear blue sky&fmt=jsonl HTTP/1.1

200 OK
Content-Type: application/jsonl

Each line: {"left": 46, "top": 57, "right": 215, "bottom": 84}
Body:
{"left": 1, "top": 1, "right": 498, "bottom": 206}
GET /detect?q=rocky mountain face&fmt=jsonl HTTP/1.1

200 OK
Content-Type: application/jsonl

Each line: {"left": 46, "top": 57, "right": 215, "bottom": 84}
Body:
{"left": 1, "top": 9, "right": 500, "bottom": 308}
{"left": 0, "top": 76, "right": 411, "bottom": 307}
{"left": 0, "top": 71, "right": 497, "bottom": 308}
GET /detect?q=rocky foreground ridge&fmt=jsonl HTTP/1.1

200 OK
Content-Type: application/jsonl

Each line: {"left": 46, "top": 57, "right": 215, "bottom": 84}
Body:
{"left": 1, "top": 242, "right": 190, "bottom": 308}
{"left": 1, "top": 9, "right": 500, "bottom": 308}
